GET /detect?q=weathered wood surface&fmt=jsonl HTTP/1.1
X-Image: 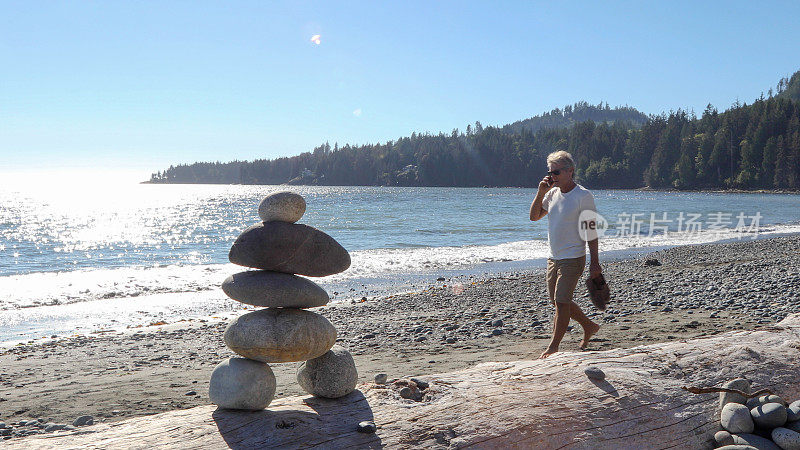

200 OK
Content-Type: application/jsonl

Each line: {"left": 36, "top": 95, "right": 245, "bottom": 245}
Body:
{"left": 11, "top": 314, "right": 800, "bottom": 449}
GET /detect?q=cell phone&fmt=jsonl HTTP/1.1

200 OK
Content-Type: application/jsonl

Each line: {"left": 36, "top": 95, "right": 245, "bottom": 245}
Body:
{"left": 545, "top": 176, "right": 554, "bottom": 186}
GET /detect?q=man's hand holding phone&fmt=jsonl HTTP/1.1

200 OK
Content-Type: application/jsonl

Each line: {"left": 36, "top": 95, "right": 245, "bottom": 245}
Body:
{"left": 538, "top": 175, "right": 554, "bottom": 193}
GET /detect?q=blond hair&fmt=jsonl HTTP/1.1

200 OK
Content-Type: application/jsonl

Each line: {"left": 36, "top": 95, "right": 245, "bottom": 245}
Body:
{"left": 546, "top": 151, "right": 575, "bottom": 170}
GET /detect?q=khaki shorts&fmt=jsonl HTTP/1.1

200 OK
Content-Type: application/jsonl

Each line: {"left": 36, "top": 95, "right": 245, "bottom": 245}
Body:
{"left": 547, "top": 255, "right": 586, "bottom": 305}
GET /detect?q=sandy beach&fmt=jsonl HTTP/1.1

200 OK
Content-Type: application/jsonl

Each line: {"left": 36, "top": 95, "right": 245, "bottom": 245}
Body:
{"left": 1, "top": 235, "right": 799, "bottom": 441}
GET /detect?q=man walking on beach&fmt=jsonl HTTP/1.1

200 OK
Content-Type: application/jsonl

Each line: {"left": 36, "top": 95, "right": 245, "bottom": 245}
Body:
{"left": 530, "top": 151, "right": 602, "bottom": 358}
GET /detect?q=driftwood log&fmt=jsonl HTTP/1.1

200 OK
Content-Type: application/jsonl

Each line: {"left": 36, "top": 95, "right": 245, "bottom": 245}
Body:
{"left": 10, "top": 314, "right": 800, "bottom": 449}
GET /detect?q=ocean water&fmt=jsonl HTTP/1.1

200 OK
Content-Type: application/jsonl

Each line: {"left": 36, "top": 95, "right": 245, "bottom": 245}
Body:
{"left": 2, "top": 179, "right": 799, "bottom": 344}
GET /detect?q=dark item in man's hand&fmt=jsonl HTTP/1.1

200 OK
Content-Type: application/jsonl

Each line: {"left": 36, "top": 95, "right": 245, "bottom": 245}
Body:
{"left": 586, "top": 274, "right": 610, "bottom": 311}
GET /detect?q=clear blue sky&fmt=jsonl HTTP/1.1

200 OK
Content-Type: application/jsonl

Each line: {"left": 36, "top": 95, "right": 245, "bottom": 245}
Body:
{"left": 2, "top": 1, "right": 799, "bottom": 177}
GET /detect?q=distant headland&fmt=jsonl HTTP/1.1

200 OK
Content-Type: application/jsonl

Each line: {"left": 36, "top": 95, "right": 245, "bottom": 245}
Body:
{"left": 147, "top": 71, "right": 800, "bottom": 192}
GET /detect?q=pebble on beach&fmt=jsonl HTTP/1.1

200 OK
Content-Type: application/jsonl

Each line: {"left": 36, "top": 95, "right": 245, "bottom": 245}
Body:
{"left": 297, "top": 345, "right": 358, "bottom": 399}
{"left": 357, "top": 421, "right": 377, "bottom": 434}
{"left": 719, "top": 378, "right": 750, "bottom": 409}
{"left": 583, "top": 366, "right": 606, "bottom": 381}
{"left": 374, "top": 373, "right": 388, "bottom": 384}
{"left": 772, "top": 427, "right": 800, "bottom": 450}
{"left": 209, "top": 357, "right": 277, "bottom": 410}
{"left": 750, "top": 403, "right": 788, "bottom": 429}
{"left": 721, "top": 403, "right": 755, "bottom": 434}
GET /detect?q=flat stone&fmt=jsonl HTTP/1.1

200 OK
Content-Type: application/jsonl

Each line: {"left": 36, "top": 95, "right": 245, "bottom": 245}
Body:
{"left": 208, "top": 358, "right": 276, "bottom": 410}
{"left": 720, "top": 378, "right": 750, "bottom": 409}
{"left": 221, "top": 271, "right": 329, "bottom": 308}
{"left": 751, "top": 402, "right": 788, "bottom": 429}
{"left": 732, "top": 433, "right": 781, "bottom": 450}
{"left": 229, "top": 222, "right": 350, "bottom": 276}
{"left": 584, "top": 366, "right": 606, "bottom": 381}
{"left": 721, "top": 403, "right": 755, "bottom": 434}
{"left": 224, "top": 309, "right": 337, "bottom": 363}
{"left": 72, "top": 416, "right": 93, "bottom": 427}
{"left": 773, "top": 427, "right": 800, "bottom": 450}
{"left": 788, "top": 400, "right": 800, "bottom": 423}
{"left": 258, "top": 192, "right": 306, "bottom": 223}
{"left": 297, "top": 345, "right": 358, "bottom": 399}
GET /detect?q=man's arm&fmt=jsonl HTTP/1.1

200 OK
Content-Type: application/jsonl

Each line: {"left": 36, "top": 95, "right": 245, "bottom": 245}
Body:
{"left": 530, "top": 177, "right": 552, "bottom": 221}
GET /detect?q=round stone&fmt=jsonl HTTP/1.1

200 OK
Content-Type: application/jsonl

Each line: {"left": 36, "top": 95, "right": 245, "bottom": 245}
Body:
{"left": 374, "top": 373, "right": 388, "bottom": 384}
{"left": 721, "top": 403, "right": 754, "bottom": 434}
{"left": 357, "top": 421, "right": 377, "bottom": 434}
{"left": 747, "top": 394, "right": 787, "bottom": 409}
{"left": 224, "top": 309, "right": 337, "bottom": 363}
{"left": 258, "top": 191, "right": 306, "bottom": 223}
{"left": 732, "top": 433, "right": 781, "bottom": 449}
{"left": 221, "top": 271, "right": 329, "bottom": 308}
{"left": 719, "top": 378, "right": 750, "bottom": 409}
{"left": 772, "top": 427, "right": 800, "bottom": 450}
{"left": 751, "top": 402, "right": 788, "bottom": 429}
{"left": 788, "top": 400, "right": 800, "bottom": 423}
{"left": 229, "top": 222, "right": 350, "bottom": 276}
{"left": 584, "top": 366, "right": 605, "bottom": 381}
{"left": 209, "top": 358, "right": 276, "bottom": 410}
{"left": 715, "top": 430, "right": 734, "bottom": 446}
{"left": 297, "top": 345, "right": 358, "bottom": 399}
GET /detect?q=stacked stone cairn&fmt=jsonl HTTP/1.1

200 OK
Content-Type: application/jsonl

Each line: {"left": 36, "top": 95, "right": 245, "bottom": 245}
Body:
{"left": 208, "top": 192, "right": 359, "bottom": 410}
{"left": 715, "top": 378, "right": 800, "bottom": 449}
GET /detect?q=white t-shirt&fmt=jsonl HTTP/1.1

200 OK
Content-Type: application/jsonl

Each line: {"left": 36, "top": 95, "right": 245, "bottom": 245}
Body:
{"left": 541, "top": 184, "right": 598, "bottom": 260}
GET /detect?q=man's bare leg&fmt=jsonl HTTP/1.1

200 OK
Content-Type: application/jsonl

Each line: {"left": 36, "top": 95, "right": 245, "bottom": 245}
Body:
{"left": 539, "top": 302, "right": 571, "bottom": 358}
{"left": 568, "top": 301, "right": 600, "bottom": 349}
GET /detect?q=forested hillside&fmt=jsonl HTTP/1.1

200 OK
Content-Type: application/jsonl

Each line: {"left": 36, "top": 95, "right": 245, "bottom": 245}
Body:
{"left": 149, "top": 72, "right": 800, "bottom": 190}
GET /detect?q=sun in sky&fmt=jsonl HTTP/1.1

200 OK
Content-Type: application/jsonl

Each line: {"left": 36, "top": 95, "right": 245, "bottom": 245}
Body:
{"left": 310, "top": 34, "right": 321, "bottom": 45}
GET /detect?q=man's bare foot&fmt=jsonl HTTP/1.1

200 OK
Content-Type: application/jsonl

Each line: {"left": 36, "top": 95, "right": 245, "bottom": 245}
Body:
{"left": 580, "top": 322, "right": 600, "bottom": 349}
{"left": 539, "top": 345, "right": 559, "bottom": 359}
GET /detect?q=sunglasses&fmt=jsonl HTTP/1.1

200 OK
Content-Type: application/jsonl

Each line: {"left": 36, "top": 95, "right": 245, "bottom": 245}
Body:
{"left": 547, "top": 169, "right": 564, "bottom": 176}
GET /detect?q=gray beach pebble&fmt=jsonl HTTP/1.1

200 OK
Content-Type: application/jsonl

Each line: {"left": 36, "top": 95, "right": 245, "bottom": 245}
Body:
{"left": 72, "top": 416, "right": 94, "bottom": 427}
{"left": 357, "top": 421, "right": 377, "bottom": 434}
{"left": 584, "top": 366, "right": 606, "bottom": 381}
{"left": 224, "top": 309, "right": 337, "bottom": 363}
{"left": 720, "top": 378, "right": 750, "bottom": 409}
{"left": 297, "top": 345, "right": 358, "bottom": 399}
{"left": 221, "top": 271, "right": 329, "bottom": 308}
{"left": 374, "top": 373, "right": 388, "bottom": 384}
{"left": 209, "top": 357, "right": 276, "bottom": 410}
{"left": 229, "top": 222, "right": 350, "bottom": 276}
{"left": 731, "top": 433, "right": 781, "bottom": 450}
{"left": 788, "top": 400, "right": 800, "bottom": 423}
{"left": 715, "top": 430, "right": 734, "bottom": 446}
{"left": 751, "top": 403, "right": 788, "bottom": 429}
{"left": 721, "top": 403, "right": 755, "bottom": 434}
{"left": 772, "top": 427, "right": 800, "bottom": 450}
{"left": 258, "top": 191, "right": 306, "bottom": 223}
{"left": 748, "top": 395, "right": 787, "bottom": 409}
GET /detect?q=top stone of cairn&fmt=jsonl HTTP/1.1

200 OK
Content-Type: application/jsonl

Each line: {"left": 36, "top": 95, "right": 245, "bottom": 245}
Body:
{"left": 259, "top": 191, "right": 306, "bottom": 223}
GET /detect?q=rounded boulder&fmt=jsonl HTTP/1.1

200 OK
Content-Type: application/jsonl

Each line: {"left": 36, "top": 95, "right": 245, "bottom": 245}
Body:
{"left": 721, "top": 403, "right": 755, "bottom": 434}
{"left": 224, "top": 309, "right": 337, "bottom": 363}
{"left": 751, "top": 402, "right": 788, "bottom": 429}
{"left": 258, "top": 191, "right": 306, "bottom": 223}
{"left": 209, "top": 357, "right": 276, "bottom": 410}
{"left": 297, "top": 345, "right": 358, "bottom": 399}
{"left": 222, "top": 271, "right": 329, "bottom": 308}
{"left": 229, "top": 222, "right": 350, "bottom": 276}
{"left": 731, "top": 433, "right": 781, "bottom": 450}
{"left": 719, "top": 378, "right": 750, "bottom": 409}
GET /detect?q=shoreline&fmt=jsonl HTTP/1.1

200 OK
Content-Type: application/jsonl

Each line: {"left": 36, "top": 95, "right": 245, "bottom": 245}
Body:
{"left": 1, "top": 235, "right": 799, "bottom": 440}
